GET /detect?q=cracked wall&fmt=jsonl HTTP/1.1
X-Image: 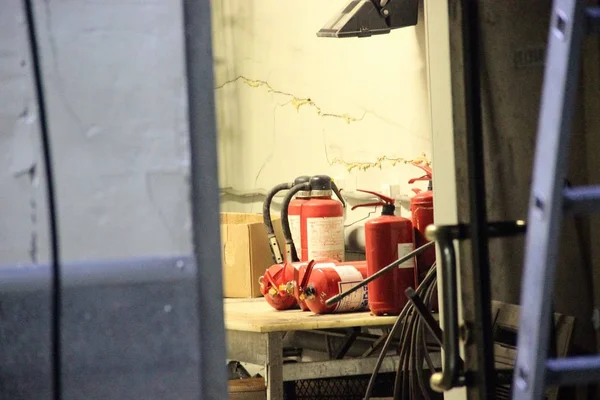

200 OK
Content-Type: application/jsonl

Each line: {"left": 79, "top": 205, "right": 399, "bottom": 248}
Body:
{"left": 1, "top": 0, "right": 192, "bottom": 264}
{"left": 212, "top": 0, "right": 433, "bottom": 236}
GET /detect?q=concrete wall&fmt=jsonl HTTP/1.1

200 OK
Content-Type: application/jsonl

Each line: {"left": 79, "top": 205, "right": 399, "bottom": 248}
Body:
{"left": 0, "top": 0, "right": 192, "bottom": 265}
{"left": 213, "top": 0, "right": 433, "bottom": 252}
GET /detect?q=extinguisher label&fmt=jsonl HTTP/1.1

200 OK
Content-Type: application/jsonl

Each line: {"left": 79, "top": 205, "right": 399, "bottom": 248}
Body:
{"left": 397, "top": 243, "right": 415, "bottom": 269}
{"left": 306, "top": 217, "right": 345, "bottom": 261}
{"left": 335, "top": 266, "right": 368, "bottom": 312}
{"left": 288, "top": 215, "right": 302, "bottom": 256}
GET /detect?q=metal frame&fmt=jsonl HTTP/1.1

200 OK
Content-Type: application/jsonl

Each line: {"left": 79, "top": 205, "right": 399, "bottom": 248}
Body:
{"left": 182, "top": 0, "right": 228, "bottom": 398}
{"left": 226, "top": 327, "right": 442, "bottom": 398}
{"left": 512, "top": 0, "right": 586, "bottom": 398}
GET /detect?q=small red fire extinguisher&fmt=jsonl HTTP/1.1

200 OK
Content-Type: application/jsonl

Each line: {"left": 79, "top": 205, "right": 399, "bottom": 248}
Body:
{"left": 408, "top": 161, "right": 435, "bottom": 286}
{"left": 352, "top": 189, "right": 415, "bottom": 315}
{"left": 259, "top": 261, "right": 304, "bottom": 310}
{"left": 295, "top": 261, "right": 369, "bottom": 314}
{"left": 300, "top": 175, "right": 346, "bottom": 262}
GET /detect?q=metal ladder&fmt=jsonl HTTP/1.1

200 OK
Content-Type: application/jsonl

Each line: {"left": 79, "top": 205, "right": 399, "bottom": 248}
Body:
{"left": 512, "top": 1, "right": 600, "bottom": 399}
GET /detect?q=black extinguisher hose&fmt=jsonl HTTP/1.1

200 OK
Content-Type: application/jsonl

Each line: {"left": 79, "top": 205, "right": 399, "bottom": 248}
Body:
{"left": 263, "top": 182, "right": 292, "bottom": 264}
{"left": 281, "top": 182, "right": 311, "bottom": 262}
{"left": 331, "top": 181, "right": 346, "bottom": 208}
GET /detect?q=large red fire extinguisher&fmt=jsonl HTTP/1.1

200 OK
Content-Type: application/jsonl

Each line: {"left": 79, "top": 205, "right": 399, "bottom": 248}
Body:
{"left": 300, "top": 175, "right": 346, "bottom": 262}
{"left": 263, "top": 176, "right": 310, "bottom": 263}
{"left": 280, "top": 175, "right": 345, "bottom": 263}
{"left": 352, "top": 190, "right": 415, "bottom": 315}
{"left": 295, "top": 261, "right": 368, "bottom": 314}
{"left": 408, "top": 161, "right": 435, "bottom": 285}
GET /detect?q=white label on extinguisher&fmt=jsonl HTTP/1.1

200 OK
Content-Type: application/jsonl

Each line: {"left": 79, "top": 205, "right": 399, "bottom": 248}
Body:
{"left": 398, "top": 243, "right": 415, "bottom": 269}
{"left": 288, "top": 215, "right": 302, "bottom": 256}
{"left": 306, "top": 216, "right": 345, "bottom": 261}
{"left": 334, "top": 266, "right": 368, "bottom": 312}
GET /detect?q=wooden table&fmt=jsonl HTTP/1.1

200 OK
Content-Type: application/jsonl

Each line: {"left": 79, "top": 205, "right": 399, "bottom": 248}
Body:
{"left": 224, "top": 298, "right": 399, "bottom": 400}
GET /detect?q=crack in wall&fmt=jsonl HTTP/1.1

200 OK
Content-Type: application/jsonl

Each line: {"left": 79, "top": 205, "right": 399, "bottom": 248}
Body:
{"left": 330, "top": 153, "right": 431, "bottom": 172}
{"left": 215, "top": 76, "right": 366, "bottom": 124}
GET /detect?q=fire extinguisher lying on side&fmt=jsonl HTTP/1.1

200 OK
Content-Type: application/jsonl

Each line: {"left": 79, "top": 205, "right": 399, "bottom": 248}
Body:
{"left": 259, "top": 261, "right": 304, "bottom": 310}
{"left": 262, "top": 176, "right": 311, "bottom": 264}
{"left": 281, "top": 175, "right": 346, "bottom": 263}
{"left": 352, "top": 189, "right": 415, "bottom": 316}
{"left": 294, "top": 260, "right": 369, "bottom": 314}
{"left": 409, "top": 161, "right": 435, "bottom": 286}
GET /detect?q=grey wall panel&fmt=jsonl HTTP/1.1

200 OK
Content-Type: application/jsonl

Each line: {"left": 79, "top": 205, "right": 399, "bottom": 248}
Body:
{"left": 0, "top": 257, "right": 201, "bottom": 400}
{"left": 31, "top": 0, "right": 192, "bottom": 261}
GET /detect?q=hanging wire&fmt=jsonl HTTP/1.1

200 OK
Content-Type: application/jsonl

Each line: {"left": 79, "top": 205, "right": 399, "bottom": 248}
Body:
{"left": 363, "top": 262, "right": 438, "bottom": 399}
{"left": 22, "top": 1, "right": 62, "bottom": 398}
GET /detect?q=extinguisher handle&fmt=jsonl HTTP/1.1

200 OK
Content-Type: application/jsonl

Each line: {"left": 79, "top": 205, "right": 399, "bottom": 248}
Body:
{"left": 355, "top": 189, "right": 394, "bottom": 204}
{"left": 409, "top": 161, "right": 433, "bottom": 186}
{"left": 263, "top": 270, "right": 278, "bottom": 290}
{"left": 299, "top": 259, "right": 317, "bottom": 292}
{"left": 408, "top": 174, "right": 431, "bottom": 184}
{"left": 350, "top": 201, "right": 385, "bottom": 211}
{"left": 409, "top": 160, "right": 433, "bottom": 176}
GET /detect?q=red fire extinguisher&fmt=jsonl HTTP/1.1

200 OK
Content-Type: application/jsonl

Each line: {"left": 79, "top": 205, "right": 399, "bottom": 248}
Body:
{"left": 259, "top": 261, "right": 304, "bottom": 310}
{"left": 352, "top": 190, "right": 415, "bottom": 315}
{"left": 263, "top": 176, "right": 311, "bottom": 263}
{"left": 408, "top": 161, "right": 435, "bottom": 286}
{"left": 300, "top": 175, "right": 346, "bottom": 262}
{"left": 280, "top": 175, "right": 346, "bottom": 263}
{"left": 295, "top": 261, "right": 369, "bottom": 314}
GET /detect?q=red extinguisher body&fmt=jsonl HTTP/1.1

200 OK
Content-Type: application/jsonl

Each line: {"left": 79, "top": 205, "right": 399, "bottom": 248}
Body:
{"left": 365, "top": 214, "right": 415, "bottom": 315}
{"left": 288, "top": 195, "right": 309, "bottom": 260}
{"left": 300, "top": 176, "right": 345, "bottom": 262}
{"left": 295, "top": 259, "right": 339, "bottom": 311}
{"left": 301, "top": 262, "right": 368, "bottom": 314}
{"left": 410, "top": 190, "right": 434, "bottom": 285}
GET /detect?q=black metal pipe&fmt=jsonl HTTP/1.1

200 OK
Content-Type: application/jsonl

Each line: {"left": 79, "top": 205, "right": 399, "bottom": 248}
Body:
{"left": 182, "top": 0, "right": 227, "bottom": 398}
{"left": 331, "top": 181, "right": 346, "bottom": 208}
{"left": 440, "top": 220, "right": 526, "bottom": 241}
{"left": 462, "top": 0, "right": 495, "bottom": 396}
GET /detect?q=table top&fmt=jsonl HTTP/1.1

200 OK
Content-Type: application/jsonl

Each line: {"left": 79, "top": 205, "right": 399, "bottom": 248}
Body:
{"left": 224, "top": 298, "right": 398, "bottom": 333}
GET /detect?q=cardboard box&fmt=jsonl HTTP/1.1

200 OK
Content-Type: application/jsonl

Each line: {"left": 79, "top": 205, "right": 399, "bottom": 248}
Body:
{"left": 220, "top": 213, "right": 284, "bottom": 298}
